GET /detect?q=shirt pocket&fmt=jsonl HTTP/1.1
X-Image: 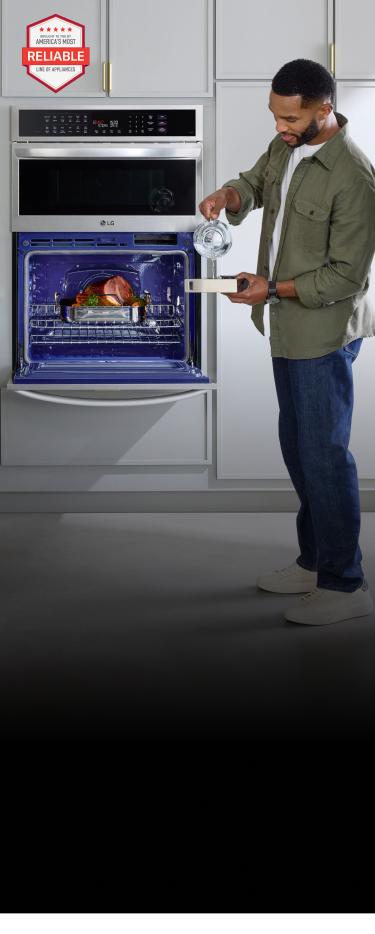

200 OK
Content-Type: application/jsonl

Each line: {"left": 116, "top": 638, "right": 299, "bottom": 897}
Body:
{"left": 290, "top": 198, "right": 330, "bottom": 251}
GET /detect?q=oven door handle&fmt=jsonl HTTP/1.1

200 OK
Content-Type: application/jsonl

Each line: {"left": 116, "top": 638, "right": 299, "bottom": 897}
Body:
{"left": 14, "top": 389, "right": 209, "bottom": 407}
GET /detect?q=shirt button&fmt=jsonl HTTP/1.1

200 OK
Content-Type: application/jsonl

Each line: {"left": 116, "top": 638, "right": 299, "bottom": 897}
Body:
{"left": 265, "top": 238, "right": 268, "bottom": 242}
{"left": 271, "top": 209, "right": 275, "bottom": 214}
{"left": 264, "top": 266, "right": 268, "bottom": 271}
{"left": 310, "top": 210, "right": 314, "bottom": 215}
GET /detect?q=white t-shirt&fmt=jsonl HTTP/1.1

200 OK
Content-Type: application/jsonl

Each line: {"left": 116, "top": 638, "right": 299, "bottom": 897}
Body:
{"left": 268, "top": 141, "right": 326, "bottom": 279}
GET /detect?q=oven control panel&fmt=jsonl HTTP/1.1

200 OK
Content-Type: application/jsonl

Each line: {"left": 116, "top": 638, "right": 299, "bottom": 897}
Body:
{"left": 18, "top": 109, "right": 196, "bottom": 138}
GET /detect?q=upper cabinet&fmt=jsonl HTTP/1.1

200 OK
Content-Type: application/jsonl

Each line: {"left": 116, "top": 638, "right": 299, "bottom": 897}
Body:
{"left": 335, "top": 0, "right": 375, "bottom": 78}
{"left": 216, "top": 0, "right": 332, "bottom": 80}
{"left": 2, "top": 0, "right": 107, "bottom": 97}
{"left": 108, "top": 0, "right": 213, "bottom": 98}
{"left": 2, "top": 0, "right": 213, "bottom": 98}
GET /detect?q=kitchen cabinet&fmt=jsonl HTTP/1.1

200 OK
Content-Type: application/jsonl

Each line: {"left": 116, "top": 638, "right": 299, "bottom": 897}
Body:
{"left": 216, "top": 82, "right": 288, "bottom": 480}
{"left": 216, "top": 0, "right": 333, "bottom": 80}
{"left": 333, "top": 82, "right": 375, "bottom": 478}
{"left": 2, "top": 0, "right": 107, "bottom": 97}
{"left": 1, "top": 390, "right": 212, "bottom": 466}
{"left": 335, "top": 0, "right": 375, "bottom": 79}
{"left": 2, "top": 0, "right": 213, "bottom": 98}
{"left": 108, "top": 0, "right": 213, "bottom": 98}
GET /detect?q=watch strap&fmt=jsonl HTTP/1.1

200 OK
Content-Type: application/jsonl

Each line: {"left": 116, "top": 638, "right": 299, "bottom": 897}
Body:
{"left": 267, "top": 280, "right": 278, "bottom": 300}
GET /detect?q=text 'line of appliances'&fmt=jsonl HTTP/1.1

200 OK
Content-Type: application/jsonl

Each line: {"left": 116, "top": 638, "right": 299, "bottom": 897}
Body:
{"left": 11, "top": 106, "right": 210, "bottom": 390}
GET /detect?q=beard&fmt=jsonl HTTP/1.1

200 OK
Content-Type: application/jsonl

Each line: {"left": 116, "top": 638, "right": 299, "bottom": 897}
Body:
{"left": 286, "top": 117, "right": 320, "bottom": 148}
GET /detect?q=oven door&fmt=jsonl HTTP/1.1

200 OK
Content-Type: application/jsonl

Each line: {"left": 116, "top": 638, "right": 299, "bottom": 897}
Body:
{"left": 12, "top": 143, "right": 202, "bottom": 233}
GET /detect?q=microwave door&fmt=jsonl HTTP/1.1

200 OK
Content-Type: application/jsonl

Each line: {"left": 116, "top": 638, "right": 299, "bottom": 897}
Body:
{"left": 12, "top": 144, "right": 202, "bottom": 233}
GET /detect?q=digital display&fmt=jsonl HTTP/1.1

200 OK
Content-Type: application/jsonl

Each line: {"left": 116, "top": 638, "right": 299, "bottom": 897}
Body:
{"left": 18, "top": 109, "right": 196, "bottom": 137}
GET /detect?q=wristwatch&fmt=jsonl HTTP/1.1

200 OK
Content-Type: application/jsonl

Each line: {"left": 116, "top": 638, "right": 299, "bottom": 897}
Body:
{"left": 265, "top": 280, "right": 280, "bottom": 304}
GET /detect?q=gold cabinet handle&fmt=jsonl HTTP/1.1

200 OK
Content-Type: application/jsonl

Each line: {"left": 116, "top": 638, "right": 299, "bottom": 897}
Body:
{"left": 330, "top": 43, "right": 335, "bottom": 75}
{"left": 102, "top": 61, "right": 107, "bottom": 91}
{"left": 108, "top": 62, "right": 112, "bottom": 92}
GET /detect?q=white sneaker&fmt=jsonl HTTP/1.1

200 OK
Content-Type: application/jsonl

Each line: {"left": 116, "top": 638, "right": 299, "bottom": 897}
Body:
{"left": 284, "top": 579, "right": 374, "bottom": 626}
{"left": 256, "top": 561, "right": 318, "bottom": 594}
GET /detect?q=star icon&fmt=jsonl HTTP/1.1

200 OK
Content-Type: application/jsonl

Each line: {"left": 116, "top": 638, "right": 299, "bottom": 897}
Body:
{"left": 40, "top": 27, "right": 44, "bottom": 31}
{"left": 47, "top": 27, "right": 51, "bottom": 31}
{"left": 68, "top": 27, "right": 72, "bottom": 31}
{"left": 54, "top": 27, "right": 58, "bottom": 31}
{"left": 61, "top": 27, "right": 65, "bottom": 31}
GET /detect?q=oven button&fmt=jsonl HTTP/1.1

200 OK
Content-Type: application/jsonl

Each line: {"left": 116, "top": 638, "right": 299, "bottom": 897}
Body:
{"left": 83, "top": 128, "right": 88, "bottom": 134}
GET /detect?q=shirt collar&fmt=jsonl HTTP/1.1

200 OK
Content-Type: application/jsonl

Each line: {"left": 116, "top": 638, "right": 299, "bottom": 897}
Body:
{"left": 302, "top": 112, "right": 349, "bottom": 170}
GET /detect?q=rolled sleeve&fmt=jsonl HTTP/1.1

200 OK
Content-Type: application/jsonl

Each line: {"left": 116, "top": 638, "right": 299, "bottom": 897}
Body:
{"left": 222, "top": 149, "right": 270, "bottom": 226}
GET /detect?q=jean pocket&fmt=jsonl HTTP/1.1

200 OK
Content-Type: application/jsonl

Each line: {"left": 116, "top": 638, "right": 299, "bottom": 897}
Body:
{"left": 343, "top": 338, "right": 363, "bottom": 357}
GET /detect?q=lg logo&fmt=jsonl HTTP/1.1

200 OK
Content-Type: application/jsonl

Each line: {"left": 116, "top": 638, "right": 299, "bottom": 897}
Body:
{"left": 100, "top": 220, "right": 115, "bottom": 226}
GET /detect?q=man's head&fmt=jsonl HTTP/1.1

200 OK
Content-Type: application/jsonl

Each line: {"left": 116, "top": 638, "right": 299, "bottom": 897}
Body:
{"left": 270, "top": 59, "right": 335, "bottom": 147}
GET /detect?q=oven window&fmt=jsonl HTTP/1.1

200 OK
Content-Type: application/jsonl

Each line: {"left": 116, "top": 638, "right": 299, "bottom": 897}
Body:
{"left": 19, "top": 159, "right": 196, "bottom": 215}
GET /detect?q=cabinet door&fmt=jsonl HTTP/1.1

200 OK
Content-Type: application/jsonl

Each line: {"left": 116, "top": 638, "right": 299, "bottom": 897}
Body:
{"left": 2, "top": 0, "right": 106, "bottom": 97}
{"left": 335, "top": 0, "right": 375, "bottom": 79}
{"left": 216, "top": 83, "right": 288, "bottom": 480}
{"left": 334, "top": 83, "right": 375, "bottom": 478}
{"left": 108, "top": 0, "right": 213, "bottom": 97}
{"left": 216, "top": 0, "right": 332, "bottom": 79}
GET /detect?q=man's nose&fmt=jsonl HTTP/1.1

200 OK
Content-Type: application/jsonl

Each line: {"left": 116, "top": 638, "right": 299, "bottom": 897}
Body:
{"left": 275, "top": 120, "right": 290, "bottom": 133}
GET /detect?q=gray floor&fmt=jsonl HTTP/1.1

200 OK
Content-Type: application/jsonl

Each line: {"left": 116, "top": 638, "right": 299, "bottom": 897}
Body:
{"left": 1, "top": 511, "right": 375, "bottom": 742}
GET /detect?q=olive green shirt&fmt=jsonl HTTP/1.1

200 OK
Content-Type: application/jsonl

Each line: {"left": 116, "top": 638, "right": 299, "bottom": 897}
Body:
{"left": 224, "top": 113, "right": 375, "bottom": 358}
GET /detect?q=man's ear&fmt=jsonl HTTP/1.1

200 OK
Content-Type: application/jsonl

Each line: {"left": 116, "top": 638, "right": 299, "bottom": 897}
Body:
{"left": 319, "top": 101, "right": 334, "bottom": 119}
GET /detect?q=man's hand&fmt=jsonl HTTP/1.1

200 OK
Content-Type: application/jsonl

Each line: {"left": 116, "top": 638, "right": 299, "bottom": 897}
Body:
{"left": 224, "top": 273, "right": 269, "bottom": 306}
{"left": 199, "top": 186, "right": 241, "bottom": 220}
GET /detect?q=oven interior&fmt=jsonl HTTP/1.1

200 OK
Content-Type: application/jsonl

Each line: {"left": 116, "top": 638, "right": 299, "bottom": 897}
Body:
{"left": 14, "top": 233, "right": 208, "bottom": 384}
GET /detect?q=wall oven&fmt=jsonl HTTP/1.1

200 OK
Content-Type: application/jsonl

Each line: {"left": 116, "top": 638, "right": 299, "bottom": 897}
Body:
{"left": 10, "top": 105, "right": 209, "bottom": 391}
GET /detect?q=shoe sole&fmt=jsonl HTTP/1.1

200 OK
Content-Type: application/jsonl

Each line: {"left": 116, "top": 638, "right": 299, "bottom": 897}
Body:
{"left": 284, "top": 597, "right": 374, "bottom": 625}
{"left": 257, "top": 580, "right": 318, "bottom": 594}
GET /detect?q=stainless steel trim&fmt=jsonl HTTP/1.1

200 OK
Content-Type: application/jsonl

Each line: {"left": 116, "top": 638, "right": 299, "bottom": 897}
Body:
{"left": 23, "top": 250, "right": 190, "bottom": 366}
{"left": 13, "top": 144, "right": 201, "bottom": 159}
{"left": 11, "top": 105, "right": 204, "bottom": 143}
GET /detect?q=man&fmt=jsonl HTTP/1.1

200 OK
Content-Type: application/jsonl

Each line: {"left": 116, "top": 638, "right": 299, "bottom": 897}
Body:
{"left": 200, "top": 58, "right": 375, "bottom": 626}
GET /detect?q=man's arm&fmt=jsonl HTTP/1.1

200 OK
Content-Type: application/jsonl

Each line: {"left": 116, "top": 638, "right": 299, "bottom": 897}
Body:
{"left": 294, "top": 179, "right": 375, "bottom": 309}
{"left": 199, "top": 146, "right": 273, "bottom": 225}
{"left": 199, "top": 186, "right": 242, "bottom": 220}
{"left": 224, "top": 274, "right": 297, "bottom": 306}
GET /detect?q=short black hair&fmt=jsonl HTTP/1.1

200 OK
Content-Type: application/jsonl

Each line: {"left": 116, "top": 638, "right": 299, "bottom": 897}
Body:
{"left": 272, "top": 59, "right": 335, "bottom": 108}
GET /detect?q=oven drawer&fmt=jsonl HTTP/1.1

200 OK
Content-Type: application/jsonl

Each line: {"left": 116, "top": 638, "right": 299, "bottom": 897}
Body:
{"left": 1, "top": 387, "right": 213, "bottom": 466}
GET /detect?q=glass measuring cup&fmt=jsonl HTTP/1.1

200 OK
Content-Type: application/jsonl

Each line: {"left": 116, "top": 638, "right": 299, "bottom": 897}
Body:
{"left": 193, "top": 218, "right": 232, "bottom": 277}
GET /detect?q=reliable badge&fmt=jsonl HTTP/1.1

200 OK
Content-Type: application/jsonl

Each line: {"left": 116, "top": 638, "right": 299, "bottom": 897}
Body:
{"left": 22, "top": 14, "right": 90, "bottom": 92}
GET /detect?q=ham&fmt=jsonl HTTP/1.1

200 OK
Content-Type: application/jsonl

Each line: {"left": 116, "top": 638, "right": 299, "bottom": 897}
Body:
{"left": 75, "top": 275, "right": 135, "bottom": 306}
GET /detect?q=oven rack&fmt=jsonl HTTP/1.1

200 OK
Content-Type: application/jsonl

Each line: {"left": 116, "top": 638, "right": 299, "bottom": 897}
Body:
{"left": 28, "top": 304, "right": 184, "bottom": 346}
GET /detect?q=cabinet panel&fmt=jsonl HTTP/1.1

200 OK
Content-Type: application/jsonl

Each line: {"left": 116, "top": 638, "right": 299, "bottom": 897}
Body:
{"left": 216, "top": 0, "right": 331, "bottom": 79}
{"left": 334, "top": 84, "right": 375, "bottom": 478}
{"left": 335, "top": 0, "right": 375, "bottom": 79}
{"left": 216, "top": 83, "right": 287, "bottom": 479}
{"left": 108, "top": 0, "right": 213, "bottom": 98}
{"left": 1, "top": 391, "right": 212, "bottom": 466}
{"left": 2, "top": 0, "right": 106, "bottom": 97}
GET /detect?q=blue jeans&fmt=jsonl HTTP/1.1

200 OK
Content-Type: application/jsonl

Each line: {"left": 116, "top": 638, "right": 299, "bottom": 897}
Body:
{"left": 272, "top": 339, "right": 363, "bottom": 593}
